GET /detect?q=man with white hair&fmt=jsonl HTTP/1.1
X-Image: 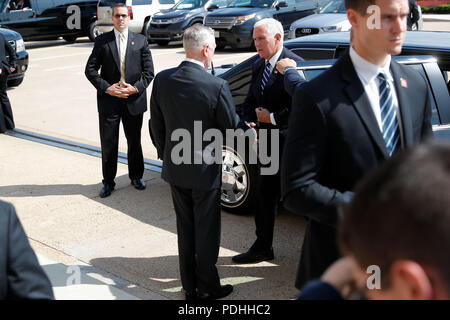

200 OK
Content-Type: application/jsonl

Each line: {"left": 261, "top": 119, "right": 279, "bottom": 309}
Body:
{"left": 232, "top": 18, "right": 304, "bottom": 264}
{"left": 150, "top": 24, "right": 240, "bottom": 300}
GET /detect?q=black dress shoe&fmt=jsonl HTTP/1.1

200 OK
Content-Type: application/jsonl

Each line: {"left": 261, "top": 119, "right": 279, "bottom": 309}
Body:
{"left": 232, "top": 248, "right": 274, "bottom": 264}
{"left": 100, "top": 184, "right": 114, "bottom": 198}
{"left": 198, "top": 285, "right": 233, "bottom": 300}
{"left": 131, "top": 179, "right": 146, "bottom": 190}
{"left": 185, "top": 291, "right": 197, "bottom": 301}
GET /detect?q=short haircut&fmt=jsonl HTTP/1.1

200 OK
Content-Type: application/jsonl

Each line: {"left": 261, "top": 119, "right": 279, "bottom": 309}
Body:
{"left": 344, "top": 0, "right": 377, "bottom": 15}
{"left": 183, "top": 24, "right": 215, "bottom": 51}
{"left": 339, "top": 142, "right": 450, "bottom": 290}
{"left": 254, "top": 18, "right": 284, "bottom": 40}
{"left": 112, "top": 3, "right": 128, "bottom": 15}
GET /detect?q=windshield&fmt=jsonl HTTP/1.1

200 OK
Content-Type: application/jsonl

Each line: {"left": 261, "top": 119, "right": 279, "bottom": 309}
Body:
{"left": 172, "top": 0, "right": 208, "bottom": 10}
{"left": 320, "top": 0, "right": 346, "bottom": 14}
{"left": 228, "top": 0, "right": 273, "bottom": 9}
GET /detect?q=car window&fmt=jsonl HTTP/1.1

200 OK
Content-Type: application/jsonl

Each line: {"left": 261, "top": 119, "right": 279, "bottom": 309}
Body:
{"left": 211, "top": 0, "right": 231, "bottom": 7}
{"left": 99, "top": 0, "right": 126, "bottom": 5}
{"left": 286, "top": 0, "right": 296, "bottom": 5}
{"left": 158, "top": 0, "right": 175, "bottom": 4}
{"left": 228, "top": 0, "right": 273, "bottom": 8}
{"left": 320, "top": 0, "right": 346, "bottom": 14}
{"left": 292, "top": 48, "right": 335, "bottom": 60}
{"left": 172, "top": 0, "right": 200, "bottom": 9}
{"left": 132, "top": 0, "right": 154, "bottom": 4}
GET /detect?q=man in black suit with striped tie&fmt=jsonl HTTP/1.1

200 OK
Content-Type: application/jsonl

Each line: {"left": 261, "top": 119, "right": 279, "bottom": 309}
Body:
{"left": 281, "top": 0, "right": 433, "bottom": 290}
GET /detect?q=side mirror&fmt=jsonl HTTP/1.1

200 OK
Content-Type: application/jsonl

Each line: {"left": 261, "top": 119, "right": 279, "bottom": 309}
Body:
{"left": 207, "top": 4, "right": 219, "bottom": 11}
{"left": 276, "top": 1, "right": 288, "bottom": 10}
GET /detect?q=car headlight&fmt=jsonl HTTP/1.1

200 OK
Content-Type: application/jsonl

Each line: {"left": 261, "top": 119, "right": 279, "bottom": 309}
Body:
{"left": 15, "top": 39, "right": 25, "bottom": 52}
{"left": 234, "top": 14, "right": 255, "bottom": 25}
{"left": 321, "top": 25, "right": 342, "bottom": 32}
{"left": 170, "top": 15, "right": 188, "bottom": 23}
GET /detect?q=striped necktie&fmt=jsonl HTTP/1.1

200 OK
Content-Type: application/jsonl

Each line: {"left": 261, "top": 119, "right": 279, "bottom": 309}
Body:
{"left": 119, "top": 32, "right": 126, "bottom": 84}
{"left": 378, "top": 72, "right": 400, "bottom": 156}
{"left": 260, "top": 61, "right": 271, "bottom": 94}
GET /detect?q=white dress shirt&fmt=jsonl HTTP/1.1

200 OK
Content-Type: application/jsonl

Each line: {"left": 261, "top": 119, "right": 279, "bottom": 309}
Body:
{"left": 349, "top": 46, "right": 404, "bottom": 147}
{"left": 183, "top": 58, "right": 206, "bottom": 70}
{"left": 114, "top": 28, "right": 128, "bottom": 55}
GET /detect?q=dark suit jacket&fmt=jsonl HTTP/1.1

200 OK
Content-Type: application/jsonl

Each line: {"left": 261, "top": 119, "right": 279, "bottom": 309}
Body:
{"left": 150, "top": 61, "right": 240, "bottom": 190}
{"left": 297, "top": 280, "right": 342, "bottom": 300}
{"left": 0, "top": 33, "right": 16, "bottom": 74}
{"left": 85, "top": 30, "right": 154, "bottom": 116}
{"left": 281, "top": 50, "right": 433, "bottom": 287}
{"left": 0, "top": 201, "right": 54, "bottom": 300}
{"left": 241, "top": 47, "right": 303, "bottom": 134}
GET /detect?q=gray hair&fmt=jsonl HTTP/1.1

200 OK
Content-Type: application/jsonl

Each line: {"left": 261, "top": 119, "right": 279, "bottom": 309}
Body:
{"left": 183, "top": 24, "right": 215, "bottom": 50}
{"left": 254, "top": 18, "right": 284, "bottom": 41}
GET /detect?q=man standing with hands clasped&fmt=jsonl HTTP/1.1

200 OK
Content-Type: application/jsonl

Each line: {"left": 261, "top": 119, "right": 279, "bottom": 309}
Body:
{"left": 281, "top": 0, "right": 433, "bottom": 290}
{"left": 0, "top": 32, "right": 16, "bottom": 134}
{"left": 85, "top": 3, "right": 154, "bottom": 198}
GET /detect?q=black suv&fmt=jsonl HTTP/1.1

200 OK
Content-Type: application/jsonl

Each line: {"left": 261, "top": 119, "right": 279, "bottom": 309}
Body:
{"left": 203, "top": 0, "right": 318, "bottom": 49}
{"left": 0, "top": 0, "right": 98, "bottom": 42}
{"left": 148, "top": 0, "right": 231, "bottom": 46}
{"left": 1, "top": 27, "right": 28, "bottom": 87}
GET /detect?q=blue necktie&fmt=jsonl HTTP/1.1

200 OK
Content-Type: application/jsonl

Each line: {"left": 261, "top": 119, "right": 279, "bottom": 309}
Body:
{"left": 378, "top": 72, "right": 400, "bottom": 156}
{"left": 260, "top": 62, "right": 271, "bottom": 94}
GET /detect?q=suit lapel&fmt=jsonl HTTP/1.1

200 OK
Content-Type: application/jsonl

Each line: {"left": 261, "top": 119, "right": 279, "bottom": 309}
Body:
{"left": 390, "top": 61, "right": 414, "bottom": 148}
{"left": 107, "top": 31, "right": 120, "bottom": 72}
{"left": 340, "top": 52, "right": 389, "bottom": 158}
{"left": 124, "top": 31, "right": 134, "bottom": 75}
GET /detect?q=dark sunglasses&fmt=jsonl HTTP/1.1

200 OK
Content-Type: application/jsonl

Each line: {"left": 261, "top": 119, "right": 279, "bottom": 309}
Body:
{"left": 113, "top": 14, "right": 128, "bottom": 18}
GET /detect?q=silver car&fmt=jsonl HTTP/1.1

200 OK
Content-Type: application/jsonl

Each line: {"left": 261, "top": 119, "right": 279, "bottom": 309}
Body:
{"left": 288, "top": 0, "right": 423, "bottom": 40}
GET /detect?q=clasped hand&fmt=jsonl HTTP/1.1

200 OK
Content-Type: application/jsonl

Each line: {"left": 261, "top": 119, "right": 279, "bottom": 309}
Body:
{"left": 107, "top": 82, "right": 137, "bottom": 98}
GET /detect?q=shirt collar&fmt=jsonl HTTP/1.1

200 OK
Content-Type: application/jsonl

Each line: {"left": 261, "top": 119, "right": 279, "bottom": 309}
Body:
{"left": 114, "top": 28, "right": 128, "bottom": 39}
{"left": 266, "top": 47, "right": 283, "bottom": 69}
{"left": 349, "top": 46, "right": 392, "bottom": 84}
{"left": 183, "top": 58, "right": 206, "bottom": 69}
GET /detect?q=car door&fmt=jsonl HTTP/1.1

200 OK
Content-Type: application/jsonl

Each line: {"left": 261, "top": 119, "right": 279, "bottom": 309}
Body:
{"left": 0, "top": 0, "right": 43, "bottom": 39}
{"left": 272, "top": 0, "right": 314, "bottom": 35}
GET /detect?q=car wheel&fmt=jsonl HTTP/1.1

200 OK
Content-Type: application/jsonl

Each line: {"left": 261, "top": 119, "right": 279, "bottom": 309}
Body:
{"left": 221, "top": 146, "right": 257, "bottom": 215}
{"left": 7, "top": 77, "right": 24, "bottom": 87}
{"left": 88, "top": 21, "right": 101, "bottom": 41}
{"left": 63, "top": 35, "right": 77, "bottom": 43}
{"left": 155, "top": 40, "right": 170, "bottom": 46}
{"left": 142, "top": 19, "right": 151, "bottom": 40}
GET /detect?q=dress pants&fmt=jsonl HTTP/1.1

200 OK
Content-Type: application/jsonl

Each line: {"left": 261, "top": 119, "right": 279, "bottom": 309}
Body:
{"left": 0, "top": 70, "right": 14, "bottom": 133}
{"left": 98, "top": 103, "right": 144, "bottom": 186}
{"left": 170, "top": 185, "right": 222, "bottom": 295}
{"left": 251, "top": 131, "right": 284, "bottom": 252}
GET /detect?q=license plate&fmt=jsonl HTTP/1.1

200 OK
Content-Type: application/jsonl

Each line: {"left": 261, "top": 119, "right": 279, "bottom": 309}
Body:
{"left": 214, "top": 31, "right": 220, "bottom": 38}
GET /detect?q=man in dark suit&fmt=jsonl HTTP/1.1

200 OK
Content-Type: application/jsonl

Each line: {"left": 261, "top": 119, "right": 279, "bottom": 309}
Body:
{"left": 232, "top": 18, "right": 304, "bottom": 264}
{"left": 0, "top": 200, "right": 54, "bottom": 299}
{"left": 0, "top": 32, "right": 17, "bottom": 134}
{"left": 150, "top": 25, "right": 240, "bottom": 300}
{"left": 281, "top": 0, "right": 433, "bottom": 290}
{"left": 85, "top": 3, "right": 154, "bottom": 198}
{"left": 407, "top": 0, "right": 420, "bottom": 30}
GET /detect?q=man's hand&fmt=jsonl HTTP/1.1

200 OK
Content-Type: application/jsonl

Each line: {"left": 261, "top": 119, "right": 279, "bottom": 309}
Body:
{"left": 118, "top": 82, "right": 138, "bottom": 96}
{"left": 106, "top": 82, "right": 129, "bottom": 98}
{"left": 320, "top": 257, "right": 360, "bottom": 297}
{"left": 255, "top": 107, "right": 271, "bottom": 123}
{"left": 9, "top": 67, "right": 15, "bottom": 73}
{"left": 276, "top": 58, "right": 297, "bottom": 75}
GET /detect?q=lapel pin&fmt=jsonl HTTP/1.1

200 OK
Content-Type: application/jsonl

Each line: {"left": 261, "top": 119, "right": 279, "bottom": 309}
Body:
{"left": 131, "top": 41, "right": 135, "bottom": 46}
{"left": 400, "top": 77, "right": 408, "bottom": 88}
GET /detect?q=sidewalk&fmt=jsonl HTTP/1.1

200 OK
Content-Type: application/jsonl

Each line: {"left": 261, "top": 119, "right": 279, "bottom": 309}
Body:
{"left": 423, "top": 13, "right": 450, "bottom": 21}
{"left": 0, "top": 131, "right": 306, "bottom": 300}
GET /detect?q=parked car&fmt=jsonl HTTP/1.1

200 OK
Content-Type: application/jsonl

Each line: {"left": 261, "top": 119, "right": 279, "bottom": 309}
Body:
{"left": 0, "top": 0, "right": 98, "bottom": 42}
{"left": 288, "top": 0, "right": 423, "bottom": 39}
{"left": 203, "top": 0, "right": 318, "bottom": 49}
{"left": 216, "top": 31, "right": 450, "bottom": 214}
{"left": 95, "top": 0, "right": 177, "bottom": 40}
{"left": 148, "top": 0, "right": 230, "bottom": 46}
{"left": 1, "top": 27, "right": 28, "bottom": 87}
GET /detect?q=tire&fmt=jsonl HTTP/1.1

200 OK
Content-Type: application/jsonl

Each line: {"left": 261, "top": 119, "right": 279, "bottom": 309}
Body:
{"left": 221, "top": 146, "right": 258, "bottom": 215}
{"left": 7, "top": 77, "right": 24, "bottom": 87}
{"left": 88, "top": 21, "right": 100, "bottom": 41}
{"left": 63, "top": 35, "right": 77, "bottom": 43}
{"left": 155, "top": 40, "right": 170, "bottom": 46}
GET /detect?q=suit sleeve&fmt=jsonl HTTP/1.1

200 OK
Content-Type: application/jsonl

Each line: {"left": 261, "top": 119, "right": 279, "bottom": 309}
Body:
{"left": 281, "top": 89, "right": 353, "bottom": 228}
{"left": 85, "top": 40, "right": 111, "bottom": 93}
{"left": 215, "top": 80, "right": 240, "bottom": 132}
{"left": 283, "top": 68, "right": 307, "bottom": 97}
{"left": 149, "top": 76, "right": 165, "bottom": 160}
{"left": 133, "top": 38, "right": 154, "bottom": 93}
{"left": 241, "top": 65, "right": 259, "bottom": 123}
{"left": 421, "top": 83, "right": 434, "bottom": 140}
{"left": 6, "top": 203, "right": 54, "bottom": 300}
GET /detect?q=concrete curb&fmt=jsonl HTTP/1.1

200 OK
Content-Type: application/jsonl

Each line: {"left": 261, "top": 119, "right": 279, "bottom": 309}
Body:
{"left": 423, "top": 14, "right": 450, "bottom": 22}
